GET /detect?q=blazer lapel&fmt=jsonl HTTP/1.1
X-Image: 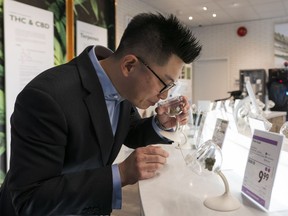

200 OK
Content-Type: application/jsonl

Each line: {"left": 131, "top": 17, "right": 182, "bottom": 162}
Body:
{"left": 107, "top": 101, "right": 131, "bottom": 164}
{"left": 77, "top": 47, "right": 114, "bottom": 165}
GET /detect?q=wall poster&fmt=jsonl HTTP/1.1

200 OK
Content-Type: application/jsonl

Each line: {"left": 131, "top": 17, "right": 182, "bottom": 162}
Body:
{"left": 76, "top": 20, "right": 107, "bottom": 55}
{"left": 74, "top": 0, "right": 115, "bottom": 51}
{"left": 274, "top": 23, "right": 288, "bottom": 68}
{"left": 0, "top": 0, "right": 115, "bottom": 184}
{"left": 4, "top": 0, "right": 54, "bottom": 169}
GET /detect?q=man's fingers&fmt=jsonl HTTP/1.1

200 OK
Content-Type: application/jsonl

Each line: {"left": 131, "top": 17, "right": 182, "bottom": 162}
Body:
{"left": 138, "top": 165, "right": 163, "bottom": 180}
{"left": 144, "top": 154, "right": 167, "bottom": 164}
{"left": 138, "top": 146, "right": 169, "bottom": 158}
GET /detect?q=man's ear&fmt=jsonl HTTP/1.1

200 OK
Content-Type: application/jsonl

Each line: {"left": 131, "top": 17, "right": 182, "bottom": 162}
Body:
{"left": 120, "top": 55, "right": 137, "bottom": 77}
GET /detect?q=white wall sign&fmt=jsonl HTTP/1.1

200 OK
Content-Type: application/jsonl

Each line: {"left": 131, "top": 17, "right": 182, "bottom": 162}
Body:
{"left": 76, "top": 20, "right": 107, "bottom": 55}
{"left": 4, "top": 0, "right": 54, "bottom": 167}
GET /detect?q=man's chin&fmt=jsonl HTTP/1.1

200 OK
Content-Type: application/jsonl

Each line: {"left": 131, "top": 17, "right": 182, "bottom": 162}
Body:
{"left": 137, "top": 105, "right": 148, "bottom": 110}
{"left": 134, "top": 100, "right": 157, "bottom": 110}
{"left": 136, "top": 103, "right": 150, "bottom": 110}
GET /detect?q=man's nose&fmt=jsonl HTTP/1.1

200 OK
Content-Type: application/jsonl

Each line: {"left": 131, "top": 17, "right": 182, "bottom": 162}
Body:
{"left": 158, "top": 91, "right": 169, "bottom": 100}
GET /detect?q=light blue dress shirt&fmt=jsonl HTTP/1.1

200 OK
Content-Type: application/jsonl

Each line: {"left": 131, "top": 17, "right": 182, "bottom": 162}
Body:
{"left": 88, "top": 46, "right": 123, "bottom": 209}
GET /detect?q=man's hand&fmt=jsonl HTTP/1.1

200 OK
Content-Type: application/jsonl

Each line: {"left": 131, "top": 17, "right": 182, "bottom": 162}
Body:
{"left": 118, "top": 145, "right": 169, "bottom": 186}
{"left": 155, "top": 96, "right": 190, "bottom": 130}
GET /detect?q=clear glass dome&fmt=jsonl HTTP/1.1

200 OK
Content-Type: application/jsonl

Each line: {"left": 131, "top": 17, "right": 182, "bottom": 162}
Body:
{"left": 184, "top": 139, "right": 241, "bottom": 211}
{"left": 280, "top": 121, "right": 288, "bottom": 139}
{"left": 185, "top": 140, "right": 222, "bottom": 175}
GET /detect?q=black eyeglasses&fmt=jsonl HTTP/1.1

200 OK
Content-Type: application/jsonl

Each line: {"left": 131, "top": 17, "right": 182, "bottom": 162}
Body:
{"left": 136, "top": 56, "right": 176, "bottom": 94}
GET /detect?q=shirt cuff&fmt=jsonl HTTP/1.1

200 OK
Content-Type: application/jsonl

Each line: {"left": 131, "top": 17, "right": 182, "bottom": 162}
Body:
{"left": 152, "top": 116, "right": 174, "bottom": 140}
{"left": 112, "top": 164, "right": 122, "bottom": 209}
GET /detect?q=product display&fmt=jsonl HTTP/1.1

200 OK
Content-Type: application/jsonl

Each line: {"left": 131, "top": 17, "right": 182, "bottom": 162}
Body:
{"left": 185, "top": 140, "right": 241, "bottom": 211}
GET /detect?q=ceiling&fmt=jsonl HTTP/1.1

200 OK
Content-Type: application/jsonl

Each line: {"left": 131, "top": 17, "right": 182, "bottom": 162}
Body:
{"left": 139, "top": 0, "right": 288, "bottom": 27}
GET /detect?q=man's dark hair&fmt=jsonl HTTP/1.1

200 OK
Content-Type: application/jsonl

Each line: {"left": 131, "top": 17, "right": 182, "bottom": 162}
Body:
{"left": 115, "top": 13, "right": 202, "bottom": 65}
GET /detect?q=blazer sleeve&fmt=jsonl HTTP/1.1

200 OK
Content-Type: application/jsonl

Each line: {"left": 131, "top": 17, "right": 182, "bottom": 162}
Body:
{"left": 124, "top": 106, "right": 172, "bottom": 149}
{"left": 8, "top": 87, "right": 113, "bottom": 215}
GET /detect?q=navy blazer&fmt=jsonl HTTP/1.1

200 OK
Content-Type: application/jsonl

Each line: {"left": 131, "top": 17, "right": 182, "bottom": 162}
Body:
{"left": 0, "top": 47, "right": 169, "bottom": 215}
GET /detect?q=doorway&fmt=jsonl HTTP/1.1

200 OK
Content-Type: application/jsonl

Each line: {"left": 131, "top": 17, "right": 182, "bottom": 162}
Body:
{"left": 192, "top": 58, "right": 229, "bottom": 104}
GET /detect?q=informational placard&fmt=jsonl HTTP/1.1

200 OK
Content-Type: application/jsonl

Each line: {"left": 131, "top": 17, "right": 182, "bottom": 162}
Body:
{"left": 211, "top": 118, "right": 229, "bottom": 148}
{"left": 226, "top": 112, "right": 238, "bottom": 132}
{"left": 200, "top": 110, "right": 217, "bottom": 143}
{"left": 76, "top": 20, "right": 107, "bottom": 55}
{"left": 4, "top": 0, "right": 54, "bottom": 167}
{"left": 242, "top": 129, "right": 283, "bottom": 210}
{"left": 248, "top": 117, "right": 266, "bottom": 133}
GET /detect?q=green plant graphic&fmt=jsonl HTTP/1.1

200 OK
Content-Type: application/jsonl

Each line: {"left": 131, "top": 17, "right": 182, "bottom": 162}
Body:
{"left": 48, "top": 0, "right": 109, "bottom": 64}
{"left": 75, "top": 0, "right": 107, "bottom": 27}
{"left": 0, "top": 0, "right": 5, "bottom": 184}
{"left": 46, "top": 0, "right": 67, "bottom": 65}
{"left": 74, "top": 0, "right": 115, "bottom": 50}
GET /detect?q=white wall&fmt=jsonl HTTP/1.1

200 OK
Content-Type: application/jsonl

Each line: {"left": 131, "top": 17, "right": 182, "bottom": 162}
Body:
{"left": 115, "top": 0, "right": 288, "bottom": 94}
{"left": 190, "top": 17, "right": 288, "bottom": 91}
{"left": 115, "top": 0, "right": 162, "bottom": 47}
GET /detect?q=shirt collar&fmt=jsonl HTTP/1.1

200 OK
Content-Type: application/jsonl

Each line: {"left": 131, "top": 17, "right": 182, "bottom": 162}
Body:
{"left": 88, "top": 45, "right": 124, "bottom": 102}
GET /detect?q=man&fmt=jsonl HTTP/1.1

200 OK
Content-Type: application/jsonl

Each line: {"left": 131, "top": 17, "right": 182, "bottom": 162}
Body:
{"left": 0, "top": 13, "right": 201, "bottom": 215}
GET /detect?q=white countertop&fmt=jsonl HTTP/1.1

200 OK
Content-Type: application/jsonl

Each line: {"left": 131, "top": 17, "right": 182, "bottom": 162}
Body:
{"left": 138, "top": 142, "right": 288, "bottom": 216}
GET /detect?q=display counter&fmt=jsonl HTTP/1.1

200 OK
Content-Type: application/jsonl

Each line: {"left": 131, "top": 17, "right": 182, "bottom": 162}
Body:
{"left": 138, "top": 137, "right": 288, "bottom": 216}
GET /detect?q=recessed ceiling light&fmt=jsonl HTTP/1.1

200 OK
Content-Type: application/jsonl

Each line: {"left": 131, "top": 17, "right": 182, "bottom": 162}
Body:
{"left": 203, "top": 6, "right": 208, "bottom": 11}
{"left": 213, "top": 13, "right": 217, "bottom": 17}
{"left": 232, "top": 2, "right": 239, "bottom": 7}
{"left": 189, "top": 16, "right": 193, "bottom": 20}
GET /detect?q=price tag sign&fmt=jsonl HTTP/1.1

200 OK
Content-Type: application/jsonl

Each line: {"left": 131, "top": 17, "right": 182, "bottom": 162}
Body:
{"left": 242, "top": 129, "right": 283, "bottom": 210}
{"left": 212, "top": 118, "right": 229, "bottom": 148}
